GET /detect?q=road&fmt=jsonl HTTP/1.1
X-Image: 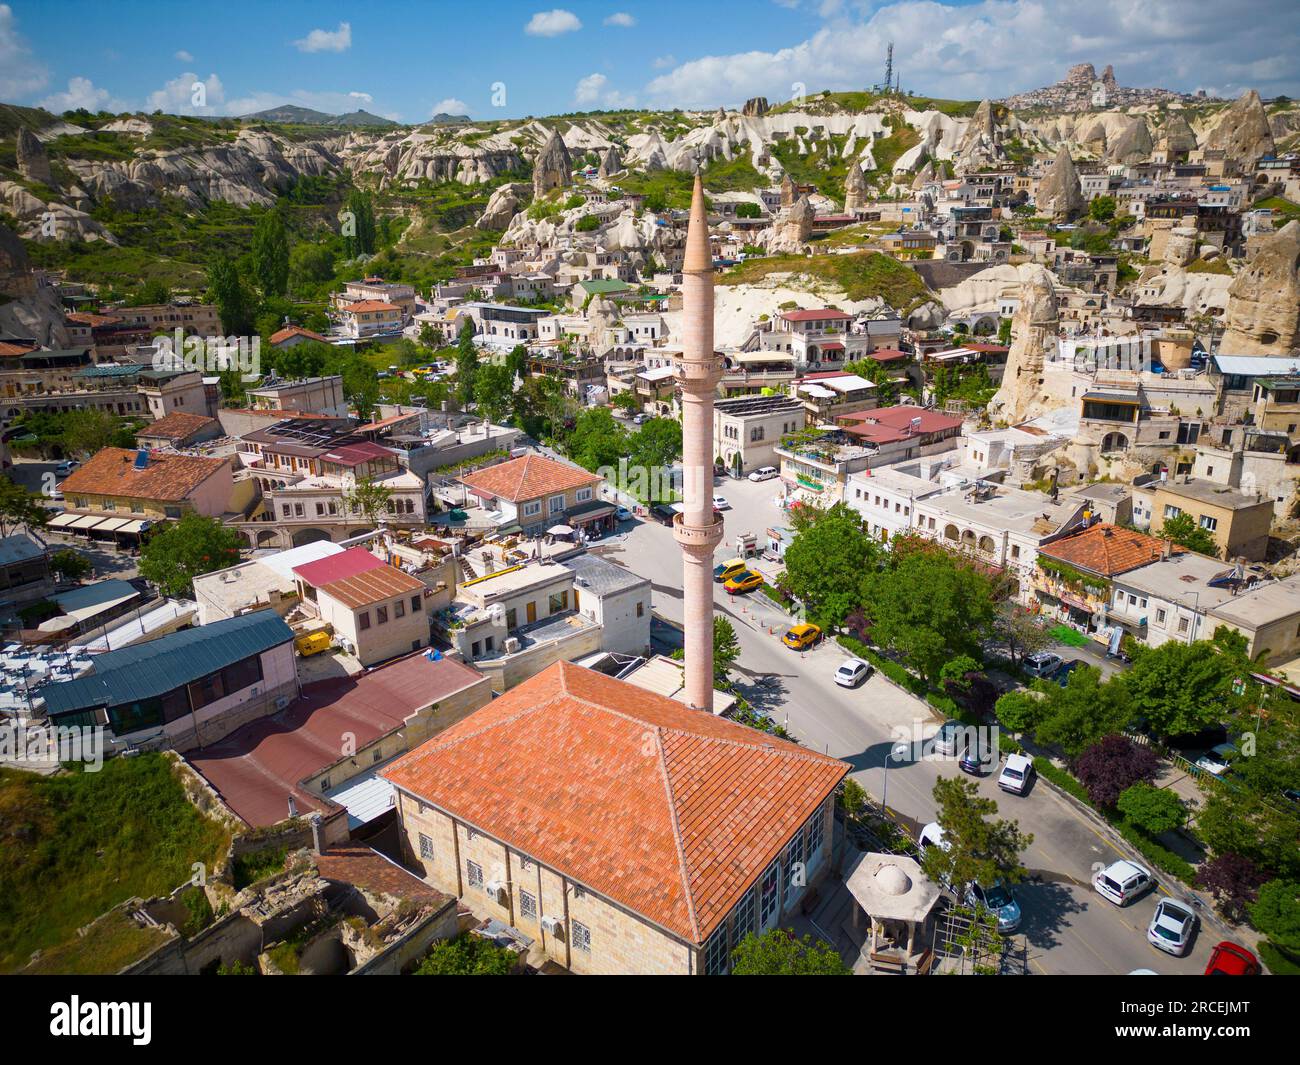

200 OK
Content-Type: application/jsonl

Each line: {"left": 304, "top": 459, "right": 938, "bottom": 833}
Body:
{"left": 595, "top": 473, "right": 1217, "bottom": 976}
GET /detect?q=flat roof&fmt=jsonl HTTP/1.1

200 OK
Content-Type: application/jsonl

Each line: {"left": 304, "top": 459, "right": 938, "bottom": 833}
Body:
{"left": 1208, "top": 574, "right": 1300, "bottom": 628}
{"left": 1155, "top": 478, "right": 1269, "bottom": 511}
{"left": 1114, "top": 553, "right": 1244, "bottom": 610}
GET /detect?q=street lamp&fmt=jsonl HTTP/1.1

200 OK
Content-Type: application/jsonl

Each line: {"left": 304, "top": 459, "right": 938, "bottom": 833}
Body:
{"left": 881, "top": 740, "right": 909, "bottom": 815}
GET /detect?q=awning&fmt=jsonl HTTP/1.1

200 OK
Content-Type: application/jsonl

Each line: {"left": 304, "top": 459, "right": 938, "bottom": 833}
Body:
{"left": 46, "top": 512, "right": 80, "bottom": 529}
{"left": 68, "top": 514, "right": 107, "bottom": 530}
{"left": 90, "top": 517, "right": 131, "bottom": 533}
{"left": 1056, "top": 592, "right": 1093, "bottom": 613}
{"left": 114, "top": 520, "right": 148, "bottom": 534}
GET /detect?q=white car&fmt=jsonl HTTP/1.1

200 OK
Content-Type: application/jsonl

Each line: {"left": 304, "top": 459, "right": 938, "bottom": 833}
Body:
{"left": 1146, "top": 898, "right": 1198, "bottom": 956}
{"left": 55, "top": 459, "right": 78, "bottom": 476}
{"left": 712, "top": 494, "right": 731, "bottom": 510}
{"left": 1093, "top": 860, "right": 1155, "bottom": 907}
{"left": 918, "top": 822, "right": 949, "bottom": 853}
{"left": 931, "top": 719, "right": 965, "bottom": 757}
{"left": 748, "top": 466, "right": 778, "bottom": 482}
{"left": 834, "top": 658, "right": 872, "bottom": 688}
{"left": 997, "top": 753, "right": 1035, "bottom": 795}
{"left": 1024, "top": 651, "right": 1063, "bottom": 679}
{"left": 1195, "top": 742, "right": 1238, "bottom": 777}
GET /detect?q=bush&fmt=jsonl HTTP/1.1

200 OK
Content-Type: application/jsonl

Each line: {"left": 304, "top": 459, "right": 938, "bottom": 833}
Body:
{"left": 1072, "top": 735, "right": 1159, "bottom": 808}
{"left": 415, "top": 933, "right": 516, "bottom": 975}
{"left": 1116, "top": 783, "right": 1185, "bottom": 836}
{"left": 574, "top": 214, "right": 600, "bottom": 232}
{"left": 1258, "top": 940, "right": 1300, "bottom": 975}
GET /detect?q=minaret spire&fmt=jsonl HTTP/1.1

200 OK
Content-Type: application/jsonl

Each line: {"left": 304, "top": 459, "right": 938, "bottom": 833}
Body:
{"left": 674, "top": 176, "right": 724, "bottom": 713}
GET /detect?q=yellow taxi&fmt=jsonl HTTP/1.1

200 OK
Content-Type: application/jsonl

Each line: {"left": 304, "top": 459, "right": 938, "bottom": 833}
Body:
{"left": 781, "top": 623, "right": 822, "bottom": 650}
{"left": 723, "top": 569, "right": 764, "bottom": 595}
{"left": 713, "top": 557, "right": 748, "bottom": 583}
{"left": 294, "top": 631, "right": 333, "bottom": 657}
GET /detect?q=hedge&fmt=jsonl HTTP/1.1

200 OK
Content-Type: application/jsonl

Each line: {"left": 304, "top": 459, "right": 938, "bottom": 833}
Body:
{"left": 1258, "top": 941, "right": 1300, "bottom": 976}
{"left": 760, "top": 584, "right": 795, "bottom": 612}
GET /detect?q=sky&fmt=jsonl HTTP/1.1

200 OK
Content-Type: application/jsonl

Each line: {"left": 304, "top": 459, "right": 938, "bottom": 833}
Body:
{"left": 2, "top": 0, "right": 1298, "bottom": 123}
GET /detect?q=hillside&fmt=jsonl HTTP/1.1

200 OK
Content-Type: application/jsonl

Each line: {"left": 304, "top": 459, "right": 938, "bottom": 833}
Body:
{"left": 240, "top": 104, "right": 400, "bottom": 128}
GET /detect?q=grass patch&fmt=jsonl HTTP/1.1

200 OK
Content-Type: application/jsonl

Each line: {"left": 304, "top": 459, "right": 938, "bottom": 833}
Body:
{"left": 1047, "top": 624, "right": 1088, "bottom": 647}
{"left": 232, "top": 846, "right": 289, "bottom": 890}
{"left": 1186, "top": 257, "right": 1232, "bottom": 275}
{"left": 0, "top": 756, "right": 231, "bottom": 972}
{"left": 1258, "top": 940, "right": 1300, "bottom": 975}
{"left": 23, "top": 908, "right": 170, "bottom": 975}
{"left": 719, "top": 250, "right": 930, "bottom": 308}
{"left": 1255, "top": 196, "right": 1300, "bottom": 223}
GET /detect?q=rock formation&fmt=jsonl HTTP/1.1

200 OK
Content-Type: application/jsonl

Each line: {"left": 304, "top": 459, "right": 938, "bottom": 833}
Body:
{"left": 1159, "top": 113, "right": 1198, "bottom": 155}
{"left": 911, "top": 160, "right": 935, "bottom": 190}
{"left": 0, "top": 223, "right": 72, "bottom": 348}
{"left": 597, "top": 145, "right": 622, "bottom": 178}
{"left": 768, "top": 195, "right": 814, "bottom": 254}
{"left": 955, "top": 99, "right": 1000, "bottom": 170}
{"left": 532, "top": 129, "right": 572, "bottom": 197}
{"left": 476, "top": 182, "right": 528, "bottom": 230}
{"left": 742, "top": 97, "right": 769, "bottom": 118}
{"left": 1203, "top": 90, "right": 1275, "bottom": 174}
{"left": 1219, "top": 220, "right": 1300, "bottom": 354}
{"left": 844, "top": 163, "right": 868, "bottom": 213}
{"left": 1107, "top": 117, "right": 1152, "bottom": 165}
{"left": 780, "top": 173, "right": 797, "bottom": 209}
{"left": 1163, "top": 226, "right": 1198, "bottom": 268}
{"left": 16, "top": 129, "right": 53, "bottom": 185}
{"left": 1004, "top": 61, "right": 1192, "bottom": 111}
{"left": 989, "top": 266, "right": 1061, "bottom": 423}
{"left": 1036, "top": 146, "right": 1084, "bottom": 221}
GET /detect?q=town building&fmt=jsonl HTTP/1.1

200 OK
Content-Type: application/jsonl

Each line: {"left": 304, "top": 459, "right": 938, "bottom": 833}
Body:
{"left": 135, "top": 411, "right": 223, "bottom": 450}
{"left": 246, "top": 375, "right": 348, "bottom": 419}
{"left": 1132, "top": 476, "right": 1274, "bottom": 561}
{"left": 458, "top": 453, "right": 612, "bottom": 538}
{"left": 713, "top": 394, "right": 806, "bottom": 477}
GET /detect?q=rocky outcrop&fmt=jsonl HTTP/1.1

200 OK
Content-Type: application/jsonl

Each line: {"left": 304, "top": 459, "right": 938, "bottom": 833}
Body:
{"left": 0, "top": 181, "right": 116, "bottom": 243}
{"left": 1219, "top": 220, "right": 1300, "bottom": 355}
{"left": 597, "top": 145, "right": 622, "bottom": 178}
{"left": 844, "top": 163, "right": 868, "bottom": 213}
{"left": 1036, "top": 146, "right": 1084, "bottom": 221}
{"left": 532, "top": 129, "right": 573, "bottom": 197}
{"left": 1107, "top": 117, "right": 1152, "bottom": 165}
{"left": 1162, "top": 226, "right": 1199, "bottom": 268}
{"left": 768, "top": 195, "right": 814, "bottom": 254}
{"left": 1159, "top": 113, "right": 1198, "bottom": 155}
{"left": 780, "top": 173, "right": 796, "bottom": 209}
{"left": 476, "top": 182, "right": 528, "bottom": 230}
{"left": 0, "top": 223, "right": 72, "bottom": 348}
{"left": 1004, "top": 61, "right": 1192, "bottom": 112}
{"left": 954, "top": 99, "right": 1001, "bottom": 170}
{"left": 16, "top": 129, "right": 53, "bottom": 186}
{"left": 989, "top": 265, "right": 1061, "bottom": 423}
{"left": 1203, "top": 90, "right": 1275, "bottom": 174}
{"left": 742, "top": 97, "right": 769, "bottom": 118}
{"left": 911, "top": 160, "right": 935, "bottom": 190}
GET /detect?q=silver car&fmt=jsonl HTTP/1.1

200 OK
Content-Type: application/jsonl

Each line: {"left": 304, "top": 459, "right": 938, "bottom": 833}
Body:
{"left": 1146, "top": 898, "right": 1197, "bottom": 956}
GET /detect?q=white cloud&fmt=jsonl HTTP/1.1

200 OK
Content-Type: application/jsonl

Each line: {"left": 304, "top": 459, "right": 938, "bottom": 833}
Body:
{"left": 574, "top": 72, "right": 635, "bottom": 109}
{"left": 175, "top": 49, "right": 194, "bottom": 63}
{"left": 39, "top": 76, "right": 128, "bottom": 114}
{"left": 293, "top": 21, "right": 352, "bottom": 54}
{"left": 348, "top": 91, "right": 373, "bottom": 104}
{"left": 652, "top": 54, "right": 677, "bottom": 69}
{"left": 146, "top": 72, "right": 225, "bottom": 114}
{"left": 525, "top": 9, "right": 582, "bottom": 37}
{"left": 430, "top": 97, "right": 469, "bottom": 116}
{"left": 0, "top": 3, "right": 49, "bottom": 99}
{"left": 643, "top": 0, "right": 1300, "bottom": 108}
{"left": 604, "top": 12, "right": 636, "bottom": 27}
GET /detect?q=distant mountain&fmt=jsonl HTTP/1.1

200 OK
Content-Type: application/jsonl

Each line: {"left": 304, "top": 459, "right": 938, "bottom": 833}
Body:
{"left": 240, "top": 104, "right": 400, "bottom": 128}
{"left": 429, "top": 112, "right": 471, "bottom": 125}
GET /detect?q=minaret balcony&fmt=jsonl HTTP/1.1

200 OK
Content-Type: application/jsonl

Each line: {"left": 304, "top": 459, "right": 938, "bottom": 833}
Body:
{"left": 672, "top": 512, "right": 725, "bottom": 550}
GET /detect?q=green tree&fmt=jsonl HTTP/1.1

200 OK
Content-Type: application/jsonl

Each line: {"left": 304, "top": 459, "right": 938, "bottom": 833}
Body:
{"left": 474, "top": 363, "right": 515, "bottom": 424}
{"left": 138, "top": 513, "right": 242, "bottom": 597}
{"left": 1121, "top": 640, "right": 1235, "bottom": 739}
{"left": 713, "top": 616, "right": 740, "bottom": 683}
{"left": 1158, "top": 512, "right": 1219, "bottom": 556}
{"left": 864, "top": 547, "right": 997, "bottom": 683}
{"left": 611, "top": 390, "right": 640, "bottom": 414}
{"left": 1117, "top": 783, "right": 1185, "bottom": 835}
{"left": 49, "top": 549, "right": 92, "bottom": 583}
{"left": 782, "top": 502, "right": 877, "bottom": 627}
{"left": 62, "top": 409, "right": 121, "bottom": 457}
{"left": 628, "top": 418, "right": 682, "bottom": 469}
{"left": 1249, "top": 880, "right": 1300, "bottom": 961}
{"left": 207, "top": 256, "right": 256, "bottom": 336}
{"left": 454, "top": 320, "right": 480, "bottom": 406}
{"left": 994, "top": 689, "right": 1046, "bottom": 734}
{"left": 1197, "top": 786, "right": 1300, "bottom": 881}
{"left": 999, "top": 606, "right": 1051, "bottom": 667}
{"left": 342, "top": 477, "right": 395, "bottom": 527}
{"left": 341, "top": 188, "right": 376, "bottom": 258}
{"left": 251, "top": 207, "right": 290, "bottom": 298}
{"left": 920, "top": 776, "right": 1033, "bottom": 895}
{"left": 1089, "top": 195, "right": 1117, "bottom": 224}
{"left": 566, "top": 408, "right": 628, "bottom": 472}
{"left": 1033, "top": 665, "right": 1134, "bottom": 757}
{"left": 731, "top": 928, "right": 851, "bottom": 975}
{"left": 513, "top": 375, "right": 570, "bottom": 440}
{"left": 0, "top": 479, "right": 50, "bottom": 537}
{"left": 414, "top": 933, "right": 515, "bottom": 975}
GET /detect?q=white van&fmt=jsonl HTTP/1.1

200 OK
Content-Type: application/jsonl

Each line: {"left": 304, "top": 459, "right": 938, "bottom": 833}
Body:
{"left": 1093, "top": 860, "right": 1154, "bottom": 907}
{"left": 748, "top": 466, "right": 778, "bottom": 482}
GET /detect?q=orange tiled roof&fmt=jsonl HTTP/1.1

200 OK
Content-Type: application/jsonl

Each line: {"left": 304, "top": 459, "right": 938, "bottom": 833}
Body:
{"left": 59, "top": 447, "right": 229, "bottom": 503}
{"left": 381, "top": 661, "right": 849, "bottom": 944}
{"left": 0, "top": 341, "right": 38, "bottom": 357}
{"left": 343, "top": 300, "right": 400, "bottom": 314}
{"left": 319, "top": 565, "right": 425, "bottom": 610}
{"left": 269, "top": 326, "right": 329, "bottom": 345}
{"left": 459, "top": 453, "right": 599, "bottom": 503}
{"left": 1040, "top": 522, "right": 1180, "bottom": 577}
{"left": 135, "top": 411, "right": 218, "bottom": 442}
{"left": 65, "top": 311, "right": 122, "bottom": 327}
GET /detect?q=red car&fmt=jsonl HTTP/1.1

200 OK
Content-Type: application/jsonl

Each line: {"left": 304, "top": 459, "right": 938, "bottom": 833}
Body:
{"left": 1204, "top": 941, "right": 1261, "bottom": 976}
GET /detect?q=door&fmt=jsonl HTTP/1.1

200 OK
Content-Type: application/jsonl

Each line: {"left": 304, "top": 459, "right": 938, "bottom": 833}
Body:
{"left": 526, "top": 601, "right": 537, "bottom": 624}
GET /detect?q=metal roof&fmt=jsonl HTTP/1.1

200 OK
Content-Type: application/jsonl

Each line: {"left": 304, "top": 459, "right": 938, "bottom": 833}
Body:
{"left": 1212, "top": 355, "right": 1300, "bottom": 377}
{"left": 39, "top": 610, "right": 294, "bottom": 717}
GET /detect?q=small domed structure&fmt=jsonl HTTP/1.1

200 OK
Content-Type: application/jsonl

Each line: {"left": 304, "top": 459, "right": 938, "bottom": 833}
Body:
{"left": 875, "top": 863, "right": 913, "bottom": 896}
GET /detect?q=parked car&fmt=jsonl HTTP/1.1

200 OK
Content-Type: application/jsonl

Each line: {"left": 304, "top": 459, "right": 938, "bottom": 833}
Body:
{"left": 650, "top": 503, "right": 677, "bottom": 525}
{"left": 713, "top": 558, "right": 748, "bottom": 583}
{"left": 1147, "top": 898, "right": 1198, "bottom": 957}
{"left": 54, "top": 459, "right": 78, "bottom": 476}
{"left": 917, "top": 822, "right": 949, "bottom": 853}
{"left": 712, "top": 494, "right": 731, "bottom": 510}
{"left": 615, "top": 506, "right": 632, "bottom": 522}
{"left": 1093, "top": 860, "right": 1154, "bottom": 907}
{"left": 1052, "top": 659, "right": 1085, "bottom": 687}
{"left": 959, "top": 738, "right": 995, "bottom": 776}
{"left": 632, "top": 414, "right": 647, "bottom": 425}
{"left": 782, "top": 623, "right": 821, "bottom": 651}
{"left": 931, "top": 719, "right": 965, "bottom": 757}
{"left": 723, "top": 570, "right": 764, "bottom": 595}
{"left": 997, "top": 753, "right": 1035, "bottom": 795}
{"left": 748, "top": 466, "right": 778, "bottom": 482}
{"left": 1025, "top": 651, "right": 1063, "bottom": 679}
{"left": 967, "top": 880, "right": 1022, "bottom": 933}
{"left": 1204, "top": 941, "right": 1261, "bottom": 976}
{"left": 834, "top": 658, "right": 872, "bottom": 688}
{"left": 1195, "top": 742, "right": 1238, "bottom": 777}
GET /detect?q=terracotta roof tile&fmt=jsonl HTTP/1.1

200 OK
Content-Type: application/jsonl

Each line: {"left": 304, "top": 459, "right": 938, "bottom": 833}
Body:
{"left": 136, "top": 411, "right": 218, "bottom": 443}
{"left": 1040, "top": 522, "right": 1179, "bottom": 577}
{"left": 58, "top": 447, "right": 229, "bottom": 503}
{"left": 269, "top": 326, "right": 329, "bottom": 345}
{"left": 320, "top": 565, "right": 425, "bottom": 610}
{"left": 458, "top": 454, "right": 599, "bottom": 503}
{"left": 381, "top": 661, "right": 849, "bottom": 944}
{"left": 343, "top": 300, "right": 400, "bottom": 313}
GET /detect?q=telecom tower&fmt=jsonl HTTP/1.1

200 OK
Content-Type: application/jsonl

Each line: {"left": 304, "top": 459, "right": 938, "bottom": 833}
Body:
{"left": 884, "top": 42, "right": 894, "bottom": 95}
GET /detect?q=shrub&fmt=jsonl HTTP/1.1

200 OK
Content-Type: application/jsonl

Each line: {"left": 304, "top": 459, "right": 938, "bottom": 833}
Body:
{"left": 1197, "top": 853, "right": 1267, "bottom": 923}
{"left": 1072, "top": 735, "right": 1159, "bottom": 808}
{"left": 415, "top": 933, "right": 516, "bottom": 975}
{"left": 1116, "top": 783, "right": 1185, "bottom": 836}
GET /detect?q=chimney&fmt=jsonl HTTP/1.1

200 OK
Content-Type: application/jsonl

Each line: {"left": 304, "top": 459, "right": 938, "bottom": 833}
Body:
{"left": 309, "top": 813, "right": 323, "bottom": 855}
{"left": 1162, "top": 538, "right": 1172, "bottom": 559}
{"left": 287, "top": 794, "right": 298, "bottom": 818}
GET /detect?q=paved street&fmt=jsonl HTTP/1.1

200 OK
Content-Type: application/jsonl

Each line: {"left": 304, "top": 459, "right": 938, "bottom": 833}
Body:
{"left": 595, "top": 473, "right": 1219, "bottom": 976}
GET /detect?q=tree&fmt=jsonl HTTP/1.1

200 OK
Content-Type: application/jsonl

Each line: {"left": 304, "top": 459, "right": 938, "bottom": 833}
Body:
{"left": 731, "top": 929, "right": 851, "bottom": 975}
{"left": 49, "top": 549, "right": 92, "bottom": 584}
{"left": 1158, "top": 512, "right": 1219, "bottom": 556}
{"left": 735, "top": 201, "right": 762, "bottom": 219}
{"left": 1089, "top": 195, "right": 1117, "bottom": 224}
{"left": 474, "top": 363, "right": 515, "bottom": 424}
{"left": 1121, "top": 639, "right": 1235, "bottom": 739}
{"left": 611, "top": 390, "right": 640, "bottom": 414}
{"left": 839, "top": 778, "right": 867, "bottom": 817}
{"left": 207, "top": 256, "right": 256, "bottom": 336}
{"left": 1197, "top": 853, "right": 1267, "bottom": 923}
{"left": 342, "top": 477, "right": 394, "bottom": 527}
{"left": 251, "top": 207, "right": 290, "bottom": 297}
{"left": 138, "top": 513, "right": 242, "bottom": 597}
{"left": 414, "top": 933, "right": 515, "bottom": 975}
{"left": 454, "top": 320, "right": 480, "bottom": 406}
{"left": 566, "top": 407, "right": 627, "bottom": 473}
{"left": 1249, "top": 880, "right": 1300, "bottom": 960}
{"left": 0, "top": 479, "right": 50, "bottom": 536}
{"left": 864, "top": 548, "right": 997, "bottom": 683}
{"left": 994, "top": 689, "right": 1045, "bottom": 735}
{"left": 1033, "top": 665, "right": 1133, "bottom": 757}
{"left": 1071, "top": 735, "right": 1160, "bottom": 808}
{"left": 341, "top": 188, "right": 376, "bottom": 258}
{"left": 1117, "top": 783, "right": 1185, "bottom": 835}
{"left": 61, "top": 408, "right": 121, "bottom": 457}
{"left": 713, "top": 616, "right": 740, "bottom": 683}
{"left": 627, "top": 418, "right": 682, "bottom": 470}
{"left": 921, "top": 776, "right": 1033, "bottom": 895}
{"left": 999, "top": 606, "right": 1051, "bottom": 667}
{"left": 1197, "top": 786, "right": 1300, "bottom": 881}
{"left": 782, "top": 502, "right": 878, "bottom": 627}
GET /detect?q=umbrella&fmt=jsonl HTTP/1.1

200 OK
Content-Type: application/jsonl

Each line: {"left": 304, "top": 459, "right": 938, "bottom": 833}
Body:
{"left": 547, "top": 524, "right": 575, "bottom": 536}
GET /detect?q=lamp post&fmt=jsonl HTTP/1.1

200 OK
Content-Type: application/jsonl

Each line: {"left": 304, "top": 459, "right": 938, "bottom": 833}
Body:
{"left": 881, "top": 740, "right": 909, "bottom": 815}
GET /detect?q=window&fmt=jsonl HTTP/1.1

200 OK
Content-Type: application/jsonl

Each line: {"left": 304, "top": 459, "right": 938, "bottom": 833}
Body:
{"left": 419, "top": 833, "right": 434, "bottom": 860}
{"left": 548, "top": 591, "right": 569, "bottom": 613}
{"left": 522, "top": 501, "right": 541, "bottom": 517}
{"left": 636, "top": 601, "right": 644, "bottom": 618}
{"left": 1178, "top": 617, "right": 1190, "bottom": 634}
{"left": 505, "top": 607, "right": 518, "bottom": 629}
{"left": 358, "top": 611, "right": 371, "bottom": 630}
{"left": 1163, "top": 505, "right": 1182, "bottom": 520}
{"left": 519, "top": 889, "right": 537, "bottom": 921}
{"left": 576, "top": 487, "right": 592, "bottom": 503}
{"left": 394, "top": 599, "right": 405, "bottom": 618}
{"left": 806, "top": 807, "right": 825, "bottom": 859}
{"left": 467, "top": 860, "right": 483, "bottom": 889}
{"left": 732, "top": 885, "right": 756, "bottom": 945}
{"left": 548, "top": 494, "right": 565, "bottom": 515}
{"left": 376, "top": 605, "right": 388, "bottom": 625}
{"left": 1156, "top": 608, "right": 1167, "bottom": 625}
{"left": 1199, "top": 515, "right": 1218, "bottom": 531}
{"left": 759, "top": 860, "right": 780, "bottom": 924}
{"left": 164, "top": 506, "right": 183, "bottom": 519}
{"left": 704, "top": 924, "right": 730, "bottom": 975}
{"left": 782, "top": 832, "right": 805, "bottom": 905}
{"left": 571, "top": 920, "right": 592, "bottom": 954}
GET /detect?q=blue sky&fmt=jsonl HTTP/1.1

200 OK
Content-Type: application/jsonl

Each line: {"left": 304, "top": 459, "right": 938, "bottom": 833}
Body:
{"left": 3, "top": 1, "right": 1297, "bottom": 122}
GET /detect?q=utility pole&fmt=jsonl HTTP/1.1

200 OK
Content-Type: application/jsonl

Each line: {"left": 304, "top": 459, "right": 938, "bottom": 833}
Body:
{"left": 884, "top": 43, "right": 894, "bottom": 96}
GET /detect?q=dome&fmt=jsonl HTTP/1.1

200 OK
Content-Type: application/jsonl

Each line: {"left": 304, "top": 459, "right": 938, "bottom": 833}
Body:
{"left": 874, "top": 864, "right": 912, "bottom": 896}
